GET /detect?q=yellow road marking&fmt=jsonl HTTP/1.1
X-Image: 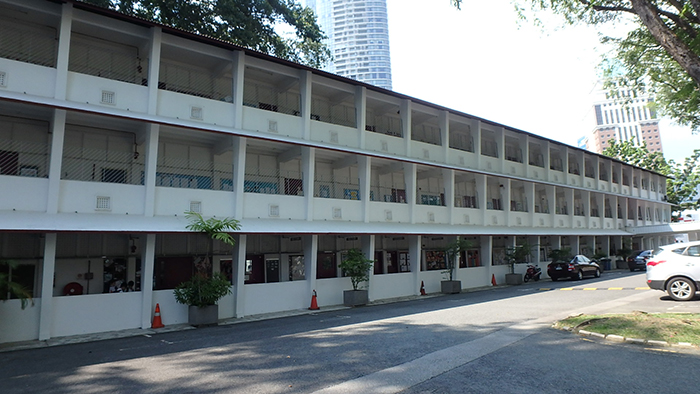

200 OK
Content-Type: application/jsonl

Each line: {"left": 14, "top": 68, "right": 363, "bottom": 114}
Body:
{"left": 608, "top": 287, "right": 623, "bottom": 290}
{"left": 635, "top": 287, "right": 649, "bottom": 290}
{"left": 583, "top": 288, "right": 597, "bottom": 291}
{"left": 539, "top": 288, "right": 552, "bottom": 291}
{"left": 560, "top": 288, "right": 574, "bottom": 291}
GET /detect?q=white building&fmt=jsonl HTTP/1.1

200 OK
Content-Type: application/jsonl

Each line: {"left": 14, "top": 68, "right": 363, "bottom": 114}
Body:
{"left": 306, "top": 0, "right": 393, "bottom": 90}
{"left": 0, "top": 0, "right": 691, "bottom": 345}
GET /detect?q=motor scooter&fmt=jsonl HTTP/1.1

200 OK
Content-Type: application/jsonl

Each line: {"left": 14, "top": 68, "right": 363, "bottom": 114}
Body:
{"left": 523, "top": 264, "right": 542, "bottom": 282}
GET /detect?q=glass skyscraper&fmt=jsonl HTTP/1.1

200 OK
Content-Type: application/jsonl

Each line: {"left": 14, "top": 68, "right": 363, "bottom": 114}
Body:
{"left": 306, "top": 0, "right": 393, "bottom": 90}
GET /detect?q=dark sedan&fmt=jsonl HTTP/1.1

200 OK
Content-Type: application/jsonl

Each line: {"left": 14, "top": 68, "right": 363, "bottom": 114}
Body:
{"left": 628, "top": 250, "right": 652, "bottom": 272}
{"left": 547, "top": 255, "right": 602, "bottom": 281}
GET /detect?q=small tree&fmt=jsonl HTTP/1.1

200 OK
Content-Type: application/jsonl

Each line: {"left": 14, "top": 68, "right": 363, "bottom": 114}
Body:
{"left": 504, "top": 241, "right": 535, "bottom": 274}
{"left": 0, "top": 260, "right": 33, "bottom": 309}
{"left": 339, "top": 249, "right": 374, "bottom": 291}
{"left": 442, "top": 238, "right": 474, "bottom": 281}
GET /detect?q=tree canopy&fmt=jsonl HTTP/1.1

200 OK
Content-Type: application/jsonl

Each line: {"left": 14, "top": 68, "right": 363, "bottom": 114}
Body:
{"left": 80, "top": 0, "right": 331, "bottom": 68}
{"left": 452, "top": 0, "right": 700, "bottom": 132}
{"left": 602, "top": 138, "right": 700, "bottom": 211}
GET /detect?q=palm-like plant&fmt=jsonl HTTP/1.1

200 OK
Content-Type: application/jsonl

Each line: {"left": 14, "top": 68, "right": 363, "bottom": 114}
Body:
{"left": 185, "top": 211, "right": 241, "bottom": 275}
{"left": 0, "top": 260, "right": 34, "bottom": 309}
{"left": 442, "top": 238, "right": 474, "bottom": 281}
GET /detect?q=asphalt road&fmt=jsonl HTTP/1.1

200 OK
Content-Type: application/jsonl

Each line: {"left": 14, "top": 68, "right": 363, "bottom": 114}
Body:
{"left": 2, "top": 270, "right": 700, "bottom": 394}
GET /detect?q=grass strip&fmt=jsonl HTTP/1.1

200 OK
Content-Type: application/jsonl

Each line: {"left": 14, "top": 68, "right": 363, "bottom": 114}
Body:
{"left": 554, "top": 312, "right": 700, "bottom": 345}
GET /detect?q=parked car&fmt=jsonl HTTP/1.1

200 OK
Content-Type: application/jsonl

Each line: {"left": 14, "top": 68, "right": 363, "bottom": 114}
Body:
{"left": 647, "top": 241, "right": 700, "bottom": 301}
{"left": 547, "top": 255, "right": 601, "bottom": 281}
{"left": 628, "top": 250, "right": 653, "bottom": 272}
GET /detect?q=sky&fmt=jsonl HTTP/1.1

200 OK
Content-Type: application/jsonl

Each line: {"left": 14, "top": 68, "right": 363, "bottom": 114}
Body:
{"left": 384, "top": 0, "right": 700, "bottom": 163}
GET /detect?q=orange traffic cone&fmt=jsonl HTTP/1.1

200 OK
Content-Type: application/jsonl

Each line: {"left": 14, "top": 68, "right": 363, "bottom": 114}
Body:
{"left": 309, "top": 290, "right": 320, "bottom": 310}
{"left": 420, "top": 281, "right": 427, "bottom": 296}
{"left": 491, "top": 274, "right": 497, "bottom": 287}
{"left": 151, "top": 303, "right": 164, "bottom": 328}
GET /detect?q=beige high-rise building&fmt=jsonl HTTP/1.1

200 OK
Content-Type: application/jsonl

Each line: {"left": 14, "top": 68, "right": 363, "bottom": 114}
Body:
{"left": 587, "top": 81, "right": 663, "bottom": 154}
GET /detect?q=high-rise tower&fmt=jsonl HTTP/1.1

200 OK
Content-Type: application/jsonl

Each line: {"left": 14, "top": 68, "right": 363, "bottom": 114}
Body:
{"left": 587, "top": 80, "right": 663, "bottom": 154}
{"left": 306, "top": 0, "right": 393, "bottom": 90}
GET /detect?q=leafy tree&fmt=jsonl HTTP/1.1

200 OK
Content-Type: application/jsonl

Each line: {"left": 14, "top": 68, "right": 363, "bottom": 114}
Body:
{"left": 80, "top": 0, "right": 331, "bottom": 68}
{"left": 602, "top": 138, "right": 700, "bottom": 211}
{"left": 339, "top": 249, "right": 374, "bottom": 291}
{"left": 504, "top": 241, "right": 535, "bottom": 274}
{"left": 442, "top": 238, "right": 475, "bottom": 281}
{"left": 452, "top": 0, "right": 700, "bottom": 132}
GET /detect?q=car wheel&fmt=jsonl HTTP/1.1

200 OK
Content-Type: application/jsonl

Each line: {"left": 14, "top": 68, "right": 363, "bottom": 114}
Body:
{"left": 629, "top": 268, "right": 635, "bottom": 272}
{"left": 594, "top": 269, "right": 601, "bottom": 278}
{"left": 576, "top": 270, "right": 583, "bottom": 280}
{"left": 524, "top": 275, "right": 530, "bottom": 283}
{"left": 667, "top": 277, "right": 696, "bottom": 301}
{"left": 551, "top": 276, "right": 558, "bottom": 282}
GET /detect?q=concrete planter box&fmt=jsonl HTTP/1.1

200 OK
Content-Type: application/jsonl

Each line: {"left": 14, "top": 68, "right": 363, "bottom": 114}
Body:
{"left": 505, "top": 273, "right": 523, "bottom": 285}
{"left": 188, "top": 305, "right": 219, "bottom": 327}
{"left": 441, "top": 280, "right": 462, "bottom": 294}
{"left": 343, "top": 290, "right": 369, "bottom": 307}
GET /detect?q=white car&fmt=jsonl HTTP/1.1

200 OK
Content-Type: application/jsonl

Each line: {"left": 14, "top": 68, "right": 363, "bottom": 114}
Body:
{"left": 646, "top": 241, "right": 700, "bottom": 301}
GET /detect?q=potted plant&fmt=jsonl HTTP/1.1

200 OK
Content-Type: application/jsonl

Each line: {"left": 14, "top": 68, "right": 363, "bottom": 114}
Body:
{"left": 0, "top": 260, "right": 33, "bottom": 309}
{"left": 174, "top": 272, "right": 232, "bottom": 326}
{"left": 440, "top": 238, "right": 473, "bottom": 294}
{"left": 175, "top": 211, "right": 241, "bottom": 326}
{"left": 339, "top": 248, "right": 374, "bottom": 307}
{"left": 504, "top": 241, "right": 534, "bottom": 285}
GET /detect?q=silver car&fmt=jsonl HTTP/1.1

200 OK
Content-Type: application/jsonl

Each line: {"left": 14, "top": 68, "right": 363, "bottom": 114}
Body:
{"left": 646, "top": 241, "right": 700, "bottom": 301}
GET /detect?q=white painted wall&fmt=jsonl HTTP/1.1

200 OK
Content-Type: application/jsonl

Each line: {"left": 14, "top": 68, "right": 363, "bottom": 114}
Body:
{"left": 153, "top": 187, "right": 234, "bottom": 217}
{"left": 241, "top": 107, "right": 303, "bottom": 139}
{"left": 52, "top": 292, "right": 141, "bottom": 337}
{"left": 309, "top": 121, "right": 358, "bottom": 148}
{"left": 0, "top": 299, "right": 40, "bottom": 343}
{"left": 157, "top": 90, "right": 235, "bottom": 127}
{"left": 66, "top": 72, "right": 149, "bottom": 113}
{"left": 243, "top": 281, "right": 308, "bottom": 315}
{"left": 0, "top": 58, "right": 56, "bottom": 98}
{"left": 58, "top": 180, "right": 146, "bottom": 215}
{"left": 372, "top": 272, "right": 414, "bottom": 300}
{"left": 0, "top": 177, "right": 48, "bottom": 211}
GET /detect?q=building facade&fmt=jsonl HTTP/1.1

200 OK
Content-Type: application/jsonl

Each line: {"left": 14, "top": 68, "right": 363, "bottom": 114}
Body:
{"left": 306, "top": 0, "right": 393, "bottom": 90}
{"left": 0, "top": 0, "right": 683, "bottom": 344}
{"left": 588, "top": 80, "right": 663, "bottom": 154}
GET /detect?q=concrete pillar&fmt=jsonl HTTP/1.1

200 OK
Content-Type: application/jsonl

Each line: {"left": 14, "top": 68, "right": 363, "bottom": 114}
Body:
{"left": 302, "top": 147, "right": 315, "bottom": 221}
{"left": 440, "top": 110, "right": 449, "bottom": 160}
{"left": 401, "top": 99, "right": 412, "bottom": 157}
{"left": 139, "top": 233, "right": 156, "bottom": 329}
{"left": 46, "top": 110, "right": 66, "bottom": 214}
{"left": 443, "top": 169, "right": 455, "bottom": 224}
{"left": 232, "top": 136, "right": 247, "bottom": 219}
{"left": 482, "top": 236, "right": 493, "bottom": 285}
{"left": 409, "top": 235, "right": 422, "bottom": 295}
{"left": 38, "top": 233, "right": 57, "bottom": 341}
{"left": 359, "top": 155, "right": 371, "bottom": 222}
{"left": 143, "top": 124, "right": 159, "bottom": 217}
{"left": 403, "top": 162, "right": 417, "bottom": 223}
{"left": 356, "top": 86, "right": 367, "bottom": 149}
{"left": 54, "top": 3, "right": 72, "bottom": 100}
{"left": 147, "top": 27, "right": 162, "bottom": 115}
{"left": 304, "top": 234, "right": 318, "bottom": 304}
{"left": 232, "top": 234, "right": 247, "bottom": 317}
{"left": 232, "top": 51, "right": 245, "bottom": 130}
{"left": 362, "top": 235, "right": 376, "bottom": 301}
{"left": 300, "top": 70, "right": 312, "bottom": 140}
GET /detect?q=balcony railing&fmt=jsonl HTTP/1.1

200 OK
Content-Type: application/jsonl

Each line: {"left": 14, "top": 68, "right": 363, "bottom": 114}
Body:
{"left": 314, "top": 174, "right": 360, "bottom": 199}
{"left": 62, "top": 145, "right": 144, "bottom": 185}
{"left": 0, "top": 139, "right": 50, "bottom": 178}
{"left": 0, "top": 18, "right": 57, "bottom": 68}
